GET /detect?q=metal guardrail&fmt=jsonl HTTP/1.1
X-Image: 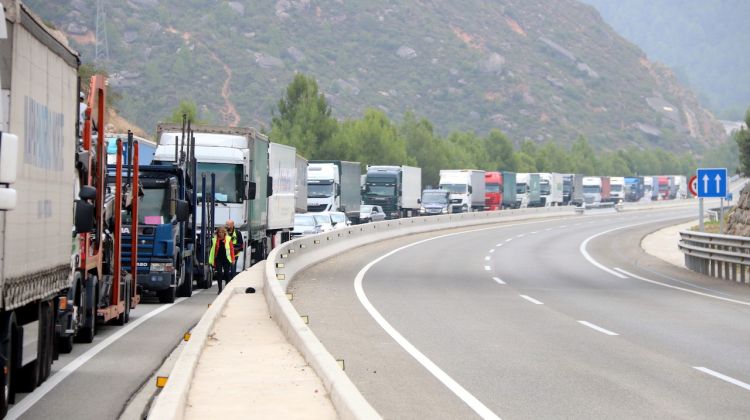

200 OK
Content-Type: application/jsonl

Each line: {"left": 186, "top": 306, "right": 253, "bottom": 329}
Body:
{"left": 679, "top": 230, "right": 750, "bottom": 284}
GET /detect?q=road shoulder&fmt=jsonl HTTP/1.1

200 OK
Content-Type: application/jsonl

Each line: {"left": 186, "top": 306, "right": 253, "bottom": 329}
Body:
{"left": 640, "top": 220, "right": 696, "bottom": 268}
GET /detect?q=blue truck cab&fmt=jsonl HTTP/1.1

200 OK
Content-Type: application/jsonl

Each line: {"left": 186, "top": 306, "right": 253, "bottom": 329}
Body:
{"left": 120, "top": 165, "right": 192, "bottom": 303}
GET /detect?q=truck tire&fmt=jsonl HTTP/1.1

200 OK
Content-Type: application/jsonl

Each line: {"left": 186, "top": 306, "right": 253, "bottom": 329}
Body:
{"left": 37, "top": 301, "right": 54, "bottom": 383}
{"left": 1, "top": 313, "right": 18, "bottom": 414}
{"left": 202, "top": 268, "right": 213, "bottom": 289}
{"left": 177, "top": 261, "right": 193, "bottom": 297}
{"left": 76, "top": 276, "right": 97, "bottom": 344}
{"left": 114, "top": 283, "right": 130, "bottom": 325}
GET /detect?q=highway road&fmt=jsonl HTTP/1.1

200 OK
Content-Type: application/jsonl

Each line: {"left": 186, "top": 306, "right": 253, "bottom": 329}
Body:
{"left": 290, "top": 206, "right": 750, "bottom": 419}
{"left": 7, "top": 285, "right": 219, "bottom": 420}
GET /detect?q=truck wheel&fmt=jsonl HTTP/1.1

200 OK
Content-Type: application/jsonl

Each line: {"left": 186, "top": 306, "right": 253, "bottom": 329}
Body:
{"left": 38, "top": 301, "right": 54, "bottom": 383}
{"left": 202, "top": 268, "right": 213, "bottom": 289}
{"left": 76, "top": 278, "right": 97, "bottom": 344}
{"left": 0, "top": 313, "right": 17, "bottom": 413}
{"left": 114, "top": 283, "right": 130, "bottom": 325}
{"left": 58, "top": 335, "right": 74, "bottom": 354}
{"left": 177, "top": 262, "right": 193, "bottom": 297}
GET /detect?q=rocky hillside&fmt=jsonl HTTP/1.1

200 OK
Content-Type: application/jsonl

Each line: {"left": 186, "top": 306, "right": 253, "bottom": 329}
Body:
{"left": 31, "top": 0, "right": 726, "bottom": 152}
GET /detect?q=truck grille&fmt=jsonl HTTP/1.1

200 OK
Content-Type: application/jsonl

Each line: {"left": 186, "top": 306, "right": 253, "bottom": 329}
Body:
{"left": 307, "top": 204, "right": 327, "bottom": 212}
{"left": 122, "top": 231, "right": 156, "bottom": 273}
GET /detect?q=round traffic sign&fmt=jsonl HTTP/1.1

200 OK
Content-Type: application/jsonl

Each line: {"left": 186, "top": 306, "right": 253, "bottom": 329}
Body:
{"left": 688, "top": 175, "right": 698, "bottom": 197}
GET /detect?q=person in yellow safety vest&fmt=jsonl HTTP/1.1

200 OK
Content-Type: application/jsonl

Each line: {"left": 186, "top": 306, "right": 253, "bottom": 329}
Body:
{"left": 209, "top": 226, "right": 235, "bottom": 292}
{"left": 225, "top": 219, "right": 243, "bottom": 280}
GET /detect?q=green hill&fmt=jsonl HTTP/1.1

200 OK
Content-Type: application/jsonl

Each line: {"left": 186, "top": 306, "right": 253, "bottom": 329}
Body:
{"left": 31, "top": 0, "right": 726, "bottom": 153}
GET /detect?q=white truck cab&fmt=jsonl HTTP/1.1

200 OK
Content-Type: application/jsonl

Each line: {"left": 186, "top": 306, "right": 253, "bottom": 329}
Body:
{"left": 582, "top": 176, "right": 602, "bottom": 206}
{"left": 307, "top": 163, "right": 338, "bottom": 212}
{"left": 609, "top": 176, "right": 625, "bottom": 202}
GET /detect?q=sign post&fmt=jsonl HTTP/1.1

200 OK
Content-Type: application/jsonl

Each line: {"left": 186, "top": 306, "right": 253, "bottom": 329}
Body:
{"left": 696, "top": 168, "right": 728, "bottom": 233}
{"left": 688, "top": 175, "right": 701, "bottom": 231}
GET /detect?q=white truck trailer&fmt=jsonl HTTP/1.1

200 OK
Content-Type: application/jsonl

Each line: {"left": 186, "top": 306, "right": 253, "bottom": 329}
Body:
{"left": 0, "top": 2, "right": 79, "bottom": 413}
{"left": 610, "top": 176, "right": 625, "bottom": 202}
{"left": 295, "top": 154, "right": 308, "bottom": 214}
{"left": 267, "top": 142, "right": 297, "bottom": 244}
{"left": 363, "top": 165, "right": 422, "bottom": 218}
{"left": 438, "top": 169, "right": 486, "bottom": 212}
{"left": 537, "top": 172, "right": 564, "bottom": 207}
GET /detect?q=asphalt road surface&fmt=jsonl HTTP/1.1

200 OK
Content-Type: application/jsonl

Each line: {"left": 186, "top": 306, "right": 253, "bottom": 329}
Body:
{"left": 290, "top": 206, "right": 750, "bottom": 419}
{"left": 8, "top": 285, "right": 219, "bottom": 420}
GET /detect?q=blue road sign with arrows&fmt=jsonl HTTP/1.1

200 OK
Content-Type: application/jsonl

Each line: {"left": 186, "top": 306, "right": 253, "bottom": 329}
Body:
{"left": 696, "top": 168, "right": 727, "bottom": 198}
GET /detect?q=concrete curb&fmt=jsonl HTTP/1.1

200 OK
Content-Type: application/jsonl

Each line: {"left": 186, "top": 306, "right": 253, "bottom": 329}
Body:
{"left": 150, "top": 199, "right": 697, "bottom": 419}
{"left": 148, "top": 264, "right": 263, "bottom": 420}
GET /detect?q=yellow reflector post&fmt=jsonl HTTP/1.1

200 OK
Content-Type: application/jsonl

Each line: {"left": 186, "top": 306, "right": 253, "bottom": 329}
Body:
{"left": 286, "top": 293, "right": 293, "bottom": 301}
{"left": 301, "top": 315, "right": 309, "bottom": 324}
{"left": 156, "top": 376, "right": 168, "bottom": 388}
{"left": 337, "top": 359, "right": 345, "bottom": 370}
{"left": 183, "top": 332, "right": 191, "bottom": 341}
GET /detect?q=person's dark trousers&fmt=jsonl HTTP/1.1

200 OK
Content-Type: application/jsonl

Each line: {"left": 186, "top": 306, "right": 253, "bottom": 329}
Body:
{"left": 215, "top": 260, "right": 231, "bottom": 290}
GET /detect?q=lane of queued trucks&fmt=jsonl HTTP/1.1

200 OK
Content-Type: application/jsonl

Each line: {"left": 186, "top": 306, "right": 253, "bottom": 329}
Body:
{"left": 0, "top": 1, "right": 697, "bottom": 417}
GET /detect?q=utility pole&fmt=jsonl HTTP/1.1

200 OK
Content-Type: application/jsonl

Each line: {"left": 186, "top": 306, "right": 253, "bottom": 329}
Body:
{"left": 95, "top": 0, "right": 109, "bottom": 63}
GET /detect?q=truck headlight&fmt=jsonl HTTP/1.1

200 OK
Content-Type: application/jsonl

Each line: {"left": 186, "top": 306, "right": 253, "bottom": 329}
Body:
{"left": 442, "top": 208, "right": 448, "bottom": 214}
{"left": 150, "top": 262, "right": 174, "bottom": 272}
{"left": 420, "top": 206, "right": 426, "bottom": 213}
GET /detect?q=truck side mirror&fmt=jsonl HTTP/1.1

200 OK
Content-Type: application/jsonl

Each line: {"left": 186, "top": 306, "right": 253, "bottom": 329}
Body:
{"left": 468, "top": 186, "right": 473, "bottom": 194}
{"left": 79, "top": 185, "right": 97, "bottom": 201}
{"left": 74, "top": 200, "right": 95, "bottom": 233}
{"left": 337, "top": 185, "right": 342, "bottom": 196}
{"left": 176, "top": 199, "right": 190, "bottom": 222}
{"left": 266, "top": 176, "right": 273, "bottom": 197}
{"left": 246, "top": 181, "right": 256, "bottom": 200}
{"left": 417, "top": 198, "right": 421, "bottom": 204}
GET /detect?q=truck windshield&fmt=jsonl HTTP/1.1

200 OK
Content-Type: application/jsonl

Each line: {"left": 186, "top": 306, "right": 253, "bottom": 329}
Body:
{"left": 611, "top": 185, "right": 623, "bottom": 192}
{"left": 197, "top": 163, "right": 243, "bottom": 203}
{"left": 139, "top": 188, "right": 171, "bottom": 225}
{"left": 308, "top": 183, "right": 334, "bottom": 198}
{"left": 486, "top": 183, "right": 500, "bottom": 193}
{"left": 440, "top": 184, "right": 467, "bottom": 194}
{"left": 365, "top": 184, "right": 395, "bottom": 196}
{"left": 540, "top": 181, "right": 551, "bottom": 195}
{"left": 516, "top": 183, "right": 527, "bottom": 194}
{"left": 583, "top": 186, "right": 601, "bottom": 194}
{"left": 422, "top": 192, "right": 447, "bottom": 203}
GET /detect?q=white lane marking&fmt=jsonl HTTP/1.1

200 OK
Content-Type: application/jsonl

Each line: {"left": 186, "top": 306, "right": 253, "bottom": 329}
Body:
{"left": 520, "top": 295, "right": 544, "bottom": 305}
{"left": 495, "top": 243, "right": 503, "bottom": 247}
{"left": 7, "top": 291, "right": 204, "bottom": 419}
{"left": 530, "top": 231, "right": 539, "bottom": 235}
{"left": 516, "top": 233, "right": 525, "bottom": 238}
{"left": 545, "top": 227, "right": 553, "bottom": 231}
{"left": 578, "top": 321, "right": 619, "bottom": 336}
{"left": 355, "top": 243, "right": 504, "bottom": 419}
{"left": 492, "top": 277, "right": 506, "bottom": 285}
{"left": 614, "top": 268, "right": 750, "bottom": 307}
{"left": 484, "top": 266, "right": 492, "bottom": 271}
{"left": 694, "top": 367, "right": 750, "bottom": 391}
{"left": 484, "top": 256, "right": 491, "bottom": 261}
{"left": 489, "top": 249, "right": 495, "bottom": 254}
{"left": 560, "top": 225, "right": 568, "bottom": 228}
{"left": 505, "top": 238, "right": 513, "bottom": 242}
{"left": 579, "top": 226, "right": 630, "bottom": 279}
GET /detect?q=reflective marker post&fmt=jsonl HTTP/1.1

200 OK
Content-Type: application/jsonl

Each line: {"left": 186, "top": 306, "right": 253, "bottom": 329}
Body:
{"left": 699, "top": 197, "right": 704, "bottom": 232}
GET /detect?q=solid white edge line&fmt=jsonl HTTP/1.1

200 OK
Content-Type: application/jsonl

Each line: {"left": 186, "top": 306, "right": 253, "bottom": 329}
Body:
{"left": 614, "top": 268, "right": 750, "bottom": 307}
{"left": 7, "top": 292, "right": 202, "bottom": 419}
{"left": 577, "top": 320, "right": 618, "bottom": 336}
{"left": 694, "top": 367, "right": 750, "bottom": 391}
{"left": 519, "top": 295, "right": 544, "bottom": 305}
{"left": 492, "top": 277, "right": 506, "bottom": 285}
{"left": 354, "top": 221, "right": 578, "bottom": 420}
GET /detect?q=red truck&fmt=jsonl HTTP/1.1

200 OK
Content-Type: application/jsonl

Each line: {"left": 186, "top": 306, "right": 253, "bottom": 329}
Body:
{"left": 658, "top": 176, "right": 670, "bottom": 199}
{"left": 485, "top": 172, "right": 503, "bottom": 210}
